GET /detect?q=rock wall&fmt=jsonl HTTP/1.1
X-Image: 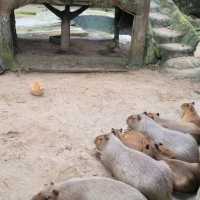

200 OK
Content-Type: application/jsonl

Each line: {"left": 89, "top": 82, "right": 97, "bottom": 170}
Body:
{"left": 174, "top": 0, "right": 200, "bottom": 17}
{"left": 144, "top": 0, "right": 200, "bottom": 65}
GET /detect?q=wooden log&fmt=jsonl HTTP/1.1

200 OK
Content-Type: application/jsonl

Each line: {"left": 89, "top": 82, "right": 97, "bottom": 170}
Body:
{"left": 128, "top": 0, "right": 150, "bottom": 67}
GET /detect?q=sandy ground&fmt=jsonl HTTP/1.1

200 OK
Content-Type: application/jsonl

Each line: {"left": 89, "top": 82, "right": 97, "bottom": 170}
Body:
{"left": 0, "top": 70, "right": 200, "bottom": 200}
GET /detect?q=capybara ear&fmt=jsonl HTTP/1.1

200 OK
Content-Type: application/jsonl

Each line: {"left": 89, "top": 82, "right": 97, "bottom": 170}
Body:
{"left": 111, "top": 128, "right": 115, "bottom": 133}
{"left": 111, "top": 129, "right": 117, "bottom": 136}
{"left": 143, "top": 112, "right": 148, "bottom": 115}
{"left": 156, "top": 113, "right": 160, "bottom": 116}
{"left": 119, "top": 128, "right": 123, "bottom": 133}
{"left": 52, "top": 189, "right": 59, "bottom": 197}
{"left": 137, "top": 115, "right": 141, "bottom": 121}
{"left": 192, "top": 101, "right": 195, "bottom": 105}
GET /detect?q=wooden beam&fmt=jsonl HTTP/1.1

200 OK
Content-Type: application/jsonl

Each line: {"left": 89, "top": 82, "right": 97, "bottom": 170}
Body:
{"left": 128, "top": 0, "right": 150, "bottom": 67}
{"left": 61, "top": 5, "right": 70, "bottom": 52}
{"left": 44, "top": 4, "right": 88, "bottom": 52}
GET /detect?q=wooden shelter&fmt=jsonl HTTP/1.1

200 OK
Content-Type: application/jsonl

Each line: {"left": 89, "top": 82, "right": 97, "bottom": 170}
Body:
{"left": 0, "top": 0, "right": 150, "bottom": 70}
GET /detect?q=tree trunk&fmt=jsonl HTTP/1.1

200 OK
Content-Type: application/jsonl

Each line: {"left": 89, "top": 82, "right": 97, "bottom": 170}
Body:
{"left": 10, "top": 10, "right": 18, "bottom": 53}
{"left": 0, "top": 15, "right": 15, "bottom": 68}
{"left": 61, "top": 5, "right": 70, "bottom": 52}
{"left": 128, "top": 0, "right": 150, "bottom": 67}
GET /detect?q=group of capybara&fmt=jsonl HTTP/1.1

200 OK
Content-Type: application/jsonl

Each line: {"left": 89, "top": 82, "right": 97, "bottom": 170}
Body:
{"left": 31, "top": 102, "right": 200, "bottom": 200}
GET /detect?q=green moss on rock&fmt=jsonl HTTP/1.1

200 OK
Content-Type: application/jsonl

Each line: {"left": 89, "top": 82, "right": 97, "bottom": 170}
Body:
{"left": 160, "top": 0, "right": 200, "bottom": 49}
{"left": 145, "top": 23, "right": 161, "bottom": 64}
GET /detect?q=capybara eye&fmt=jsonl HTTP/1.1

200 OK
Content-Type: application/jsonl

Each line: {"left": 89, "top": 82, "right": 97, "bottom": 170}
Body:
{"left": 105, "top": 135, "right": 109, "bottom": 141}
{"left": 145, "top": 144, "right": 150, "bottom": 150}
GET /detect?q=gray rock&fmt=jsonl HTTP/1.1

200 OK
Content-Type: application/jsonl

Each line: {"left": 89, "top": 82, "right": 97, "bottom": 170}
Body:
{"left": 194, "top": 42, "right": 200, "bottom": 58}
{"left": 162, "top": 56, "right": 200, "bottom": 80}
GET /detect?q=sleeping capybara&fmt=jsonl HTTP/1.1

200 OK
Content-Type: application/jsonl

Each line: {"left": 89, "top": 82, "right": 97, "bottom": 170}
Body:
{"left": 144, "top": 112, "right": 200, "bottom": 144}
{"left": 127, "top": 114, "right": 199, "bottom": 162}
{"left": 31, "top": 177, "right": 148, "bottom": 200}
{"left": 95, "top": 134, "right": 173, "bottom": 200}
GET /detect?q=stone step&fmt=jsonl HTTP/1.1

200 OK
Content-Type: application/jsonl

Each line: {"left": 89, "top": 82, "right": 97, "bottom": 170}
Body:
{"left": 162, "top": 57, "right": 200, "bottom": 80}
{"left": 163, "top": 56, "right": 200, "bottom": 70}
{"left": 149, "top": 12, "right": 171, "bottom": 27}
{"left": 159, "top": 43, "right": 193, "bottom": 61}
{"left": 163, "top": 65, "right": 200, "bottom": 80}
{"left": 150, "top": 1, "right": 160, "bottom": 12}
{"left": 153, "top": 27, "right": 184, "bottom": 43}
{"left": 19, "top": 55, "right": 128, "bottom": 73}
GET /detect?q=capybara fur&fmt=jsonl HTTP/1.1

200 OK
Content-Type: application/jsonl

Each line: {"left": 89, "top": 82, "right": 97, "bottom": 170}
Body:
{"left": 95, "top": 134, "right": 173, "bottom": 200}
{"left": 31, "top": 177, "right": 148, "bottom": 200}
{"left": 144, "top": 112, "right": 200, "bottom": 144}
{"left": 181, "top": 102, "right": 200, "bottom": 128}
{"left": 110, "top": 128, "right": 176, "bottom": 159}
{"left": 127, "top": 114, "right": 199, "bottom": 162}
{"left": 155, "top": 151, "right": 200, "bottom": 193}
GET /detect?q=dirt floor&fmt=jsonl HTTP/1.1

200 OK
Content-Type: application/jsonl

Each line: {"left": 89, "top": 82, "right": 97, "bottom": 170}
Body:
{"left": 0, "top": 70, "right": 200, "bottom": 200}
{"left": 16, "top": 38, "right": 129, "bottom": 72}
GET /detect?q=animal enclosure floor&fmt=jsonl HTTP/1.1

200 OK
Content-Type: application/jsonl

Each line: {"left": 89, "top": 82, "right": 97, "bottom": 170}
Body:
{"left": 16, "top": 38, "right": 128, "bottom": 72}
{"left": 0, "top": 71, "right": 200, "bottom": 200}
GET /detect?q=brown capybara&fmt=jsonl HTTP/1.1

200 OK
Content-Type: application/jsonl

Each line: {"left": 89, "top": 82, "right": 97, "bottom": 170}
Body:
{"left": 181, "top": 102, "right": 200, "bottom": 128}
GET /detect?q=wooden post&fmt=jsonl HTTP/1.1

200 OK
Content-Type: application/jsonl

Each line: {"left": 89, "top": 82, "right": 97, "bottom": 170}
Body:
{"left": 61, "top": 5, "right": 70, "bottom": 52}
{"left": 128, "top": 0, "right": 150, "bottom": 67}
{"left": 10, "top": 9, "right": 18, "bottom": 53}
{"left": 0, "top": 15, "right": 15, "bottom": 68}
{"left": 114, "top": 7, "right": 121, "bottom": 48}
{"left": 44, "top": 4, "right": 88, "bottom": 52}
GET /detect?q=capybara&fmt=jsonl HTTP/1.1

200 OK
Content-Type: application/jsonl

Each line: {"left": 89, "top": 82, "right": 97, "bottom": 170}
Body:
{"left": 31, "top": 177, "right": 148, "bottom": 200}
{"left": 95, "top": 134, "right": 173, "bottom": 200}
{"left": 127, "top": 114, "right": 199, "bottom": 162}
{"left": 181, "top": 102, "right": 200, "bottom": 128}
